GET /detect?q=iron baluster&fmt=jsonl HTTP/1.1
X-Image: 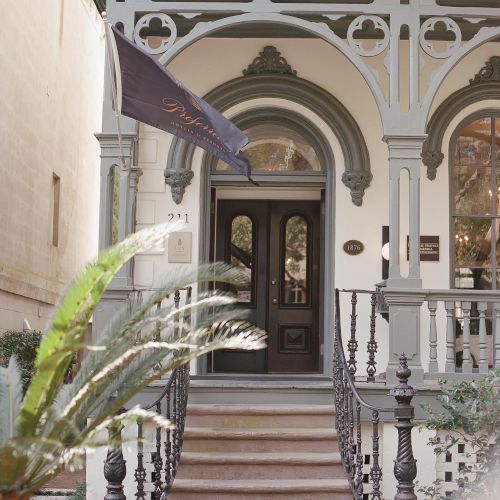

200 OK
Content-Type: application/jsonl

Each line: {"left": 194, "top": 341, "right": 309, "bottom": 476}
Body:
{"left": 153, "top": 401, "right": 164, "bottom": 499}
{"left": 134, "top": 419, "right": 147, "bottom": 500}
{"left": 348, "top": 292, "right": 358, "bottom": 375}
{"left": 370, "top": 410, "right": 382, "bottom": 500}
{"left": 390, "top": 354, "right": 417, "bottom": 500}
{"left": 355, "top": 400, "right": 364, "bottom": 499}
{"left": 348, "top": 383, "right": 355, "bottom": 485}
{"left": 164, "top": 391, "right": 172, "bottom": 492}
{"left": 366, "top": 293, "right": 378, "bottom": 381}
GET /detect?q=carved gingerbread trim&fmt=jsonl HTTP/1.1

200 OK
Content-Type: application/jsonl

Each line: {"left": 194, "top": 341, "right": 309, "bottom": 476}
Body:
{"left": 469, "top": 56, "right": 500, "bottom": 85}
{"left": 243, "top": 46, "right": 297, "bottom": 77}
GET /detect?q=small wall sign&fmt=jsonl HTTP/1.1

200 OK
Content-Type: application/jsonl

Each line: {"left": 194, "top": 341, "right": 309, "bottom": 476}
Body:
{"left": 406, "top": 235, "right": 440, "bottom": 262}
{"left": 343, "top": 240, "right": 364, "bottom": 256}
{"left": 168, "top": 232, "right": 192, "bottom": 263}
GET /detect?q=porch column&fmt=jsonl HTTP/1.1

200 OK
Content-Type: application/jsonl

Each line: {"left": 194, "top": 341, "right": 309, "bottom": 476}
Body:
{"left": 383, "top": 136, "right": 426, "bottom": 385}
{"left": 93, "top": 134, "right": 141, "bottom": 343}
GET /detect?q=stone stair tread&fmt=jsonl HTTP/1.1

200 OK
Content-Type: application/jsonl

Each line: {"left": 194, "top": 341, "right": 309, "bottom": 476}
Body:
{"left": 172, "top": 478, "right": 350, "bottom": 493}
{"left": 181, "top": 451, "right": 342, "bottom": 464}
{"left": 184, "top": 426, "right": 337, "bottom": 439}
{"left": 186, "top": 404, "right": 335, "bottom": 415}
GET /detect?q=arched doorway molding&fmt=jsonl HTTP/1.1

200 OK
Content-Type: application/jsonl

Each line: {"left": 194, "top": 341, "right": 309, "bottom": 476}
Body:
{"left": 165, "top": 72, "right": 372, "bottom": 206}
{"left": 194, "top": 99, "right": 339, "bottom": 377}
{"left": 422, "top": 57, "right": 500, "bottom": 181}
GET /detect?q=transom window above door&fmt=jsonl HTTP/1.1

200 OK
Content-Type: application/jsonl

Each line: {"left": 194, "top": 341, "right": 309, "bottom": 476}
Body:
{"left": 215, "top": 123, "right": 322, "bottom": 173}
{"left": 452, "top": 112, "right": 500, "bottom": 290}
{"left": 210, "top": 108, "right": 328, "bottom": 180}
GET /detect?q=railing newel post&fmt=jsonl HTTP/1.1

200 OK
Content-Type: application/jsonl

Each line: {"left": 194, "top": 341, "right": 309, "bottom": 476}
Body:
{"left": 104, "top": 411, "right": 127, "bottom": 500}
{"left": 390, "top": 353, "right": 417, "bottom": 500}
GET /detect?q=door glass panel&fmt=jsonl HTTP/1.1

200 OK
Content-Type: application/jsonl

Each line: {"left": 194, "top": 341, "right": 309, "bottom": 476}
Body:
{"left": 283, "top": 215, "right": 309, "bottom": 305}
{"left": 454, "top": 118, "right": 492, "bottom": 167}
{"left": 230, "top": 215, "right": 253, "bottom": 303}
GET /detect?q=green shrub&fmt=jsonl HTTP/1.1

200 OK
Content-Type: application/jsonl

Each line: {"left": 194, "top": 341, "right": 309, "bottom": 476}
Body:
{"left": 419, "top": 369, "right": 500, "bottom": 499}
{"left": 0, "top": 330, "right": 42, "bottom": 391}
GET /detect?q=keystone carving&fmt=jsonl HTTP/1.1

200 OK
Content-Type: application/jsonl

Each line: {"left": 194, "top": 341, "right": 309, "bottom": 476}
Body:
{"left": 341, "top": 171, "right": 372, "bottom": 207}
{"left": 421, "top": 150, "right": 444, "bottom": 180}
{"left": 243, "top": 46, "right": 297, "bottom": 77}
{"left": 470, "top": 56, "right": 500, "bottom": 85}
{"left": 164, "top": 168, "right": 194, "bottom": 204}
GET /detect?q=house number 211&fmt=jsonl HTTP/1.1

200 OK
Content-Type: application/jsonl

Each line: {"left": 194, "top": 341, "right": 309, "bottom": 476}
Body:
{"left": 168, "top": 213, "right": 189, "bottom": 223}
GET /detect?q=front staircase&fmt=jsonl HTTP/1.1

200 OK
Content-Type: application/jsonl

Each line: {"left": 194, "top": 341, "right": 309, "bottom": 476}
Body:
{"left": 170, "top": 404, "right": 351, "bottom": 499}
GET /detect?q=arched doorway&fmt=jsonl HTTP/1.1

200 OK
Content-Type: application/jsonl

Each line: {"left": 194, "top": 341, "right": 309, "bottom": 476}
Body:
{"left": 209, "top": 108, "right": 327, "bottom": 373}
{"left": 165, "top": 69, "right": 371, "bottom": 375}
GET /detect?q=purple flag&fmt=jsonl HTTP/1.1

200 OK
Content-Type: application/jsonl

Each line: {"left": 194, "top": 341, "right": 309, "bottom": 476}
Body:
{"left": 109, "top": 25, "right": 252, "bottom": 179}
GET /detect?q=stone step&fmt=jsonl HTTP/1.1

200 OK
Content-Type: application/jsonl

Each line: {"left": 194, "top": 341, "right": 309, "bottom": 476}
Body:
{"left": 170, "top": 478, "right": 352, "bottom": 500}
{"left": 176, "top": 452, "right": 344, "bottom": 480}
{"left": 32, "top": 488, "right": 75, "bottom": 500}
{"left": 185, "top": 404, "right": 335, "bottom": 429}
{"left": 182, "top": 427, "right": 338, "bottom": 452}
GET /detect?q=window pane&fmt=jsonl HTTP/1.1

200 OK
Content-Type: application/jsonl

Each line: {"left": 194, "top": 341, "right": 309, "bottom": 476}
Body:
{"left": 283, "top": 216, "right": 309, "bottom": 304}
{"left": 455, "top": 266, "right": 493, "bottom": 290}
{"left": 230, "top": 215, "right": 253, "bottom": 303}
{"left": 215, "top": 124, "right": 321, "bottom": 172}
{"left": 454, "top": 117, "right": 492, "bottom": 167}
{"left": 454, "top": 166, "right": 492, "bottom": 215}
{"left": 454, "top": 217, "right": 493, "bottom": 267}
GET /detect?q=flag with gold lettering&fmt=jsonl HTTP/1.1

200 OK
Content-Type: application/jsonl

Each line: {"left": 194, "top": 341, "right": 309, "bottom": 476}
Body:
{"left": 107, "top": 25, "right": 252, "bottom": 179}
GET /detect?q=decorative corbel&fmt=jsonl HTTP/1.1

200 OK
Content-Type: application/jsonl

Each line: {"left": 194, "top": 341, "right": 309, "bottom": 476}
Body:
{"left": 164, "top": 168, "right": 194, "bottom": 204}
{"left": 421, "top": 150, "right": 444, "bottom": 181}
{"left": 342, "top": 171, "right": 372, "bottom": 207}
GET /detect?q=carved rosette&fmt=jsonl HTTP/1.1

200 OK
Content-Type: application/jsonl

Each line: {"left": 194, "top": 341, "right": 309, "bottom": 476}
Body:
{"left": 243, "top": 46, "right": 297, "bottom": 76}
{"left": 421, "top": 149, "right": 444, "bottom": 180}
{"left": 470, "top": 56, "right": 500, "bottom": 85}
{"left": 341, "top": 171, "right": 372, "bottom": 207}
{"left": 164, "top": 168, "right": 194, "bottom": 204}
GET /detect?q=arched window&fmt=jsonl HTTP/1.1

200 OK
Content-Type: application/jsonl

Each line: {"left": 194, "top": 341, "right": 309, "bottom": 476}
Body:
{"left": 215, "top": 122, "right": 322, "bottom": 173}
{"left": 211, "top": 108, "right": 326, "bottom": 180}
{"left": 452, "top": 111, "right": 500, "bottom": 290}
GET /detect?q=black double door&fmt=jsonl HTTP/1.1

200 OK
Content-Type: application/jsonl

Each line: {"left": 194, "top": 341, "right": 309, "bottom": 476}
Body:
{"left": 212, "top": 199, "right": 320, "bottom": 373}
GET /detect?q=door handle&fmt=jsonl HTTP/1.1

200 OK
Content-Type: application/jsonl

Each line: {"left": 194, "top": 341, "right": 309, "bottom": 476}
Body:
{"left": 272, "top": 298, "right": 278, "bottom": 305}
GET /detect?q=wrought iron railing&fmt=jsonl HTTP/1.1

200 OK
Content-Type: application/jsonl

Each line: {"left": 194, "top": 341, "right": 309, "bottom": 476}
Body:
{"left": 103, "top": 287, "right": 192, "bottom": 500}
{"left": 334, "top": 288, "right": 418, "bottom": 500}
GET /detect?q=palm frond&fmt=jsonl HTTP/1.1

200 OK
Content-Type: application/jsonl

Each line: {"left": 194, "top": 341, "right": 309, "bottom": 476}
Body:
{"left": 51, "top": 292, "right": 240, "bottom": 422}
{"left": 80, "top": 320, "right": 266, "bottom": 434}
{"left": 18, "top": 222, "right": 182, "bottom": 437}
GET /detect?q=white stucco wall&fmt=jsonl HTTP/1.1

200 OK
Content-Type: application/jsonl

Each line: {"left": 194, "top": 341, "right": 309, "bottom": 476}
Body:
{"left": 0, "top": 0, "right": 105, "bottom": 332}
{"left": 133, "top": 37, "right": 500, "bottom": 375}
